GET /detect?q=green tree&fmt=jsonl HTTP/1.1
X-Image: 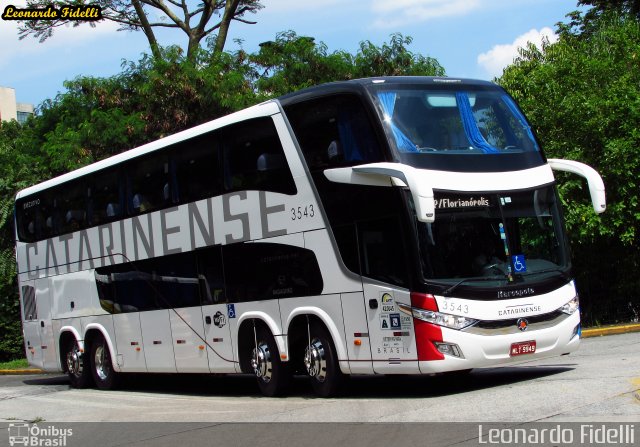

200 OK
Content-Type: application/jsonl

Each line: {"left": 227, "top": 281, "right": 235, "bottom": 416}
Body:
{"left": 499, "top": 12, "right": 640, "bottom": 324}
{"left": 16, "top": 0, "right": 263, "bottom": 60}
{"left": 0, "top": 121, "right": 51, "bottom": 361}
{"left": 250, "top": 31, "right": 445, "bottom": 97}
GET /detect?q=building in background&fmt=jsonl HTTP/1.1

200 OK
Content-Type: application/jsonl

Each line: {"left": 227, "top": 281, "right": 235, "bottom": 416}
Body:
{"left": 0, "top": 87, "right": 34, "bottom": 124}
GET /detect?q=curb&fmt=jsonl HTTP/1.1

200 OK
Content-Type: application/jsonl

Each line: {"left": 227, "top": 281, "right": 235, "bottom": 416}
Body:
{"left": 581, "top": 323, "right": 640, "bottom": 338}
{"left": 0, "top": 369, "right": 44, "bottom": 375}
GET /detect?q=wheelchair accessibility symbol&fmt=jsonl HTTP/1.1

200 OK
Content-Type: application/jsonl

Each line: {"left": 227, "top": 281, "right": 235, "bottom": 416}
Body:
{"left": 512, "top": 255, "right": 527, "bottom": 273}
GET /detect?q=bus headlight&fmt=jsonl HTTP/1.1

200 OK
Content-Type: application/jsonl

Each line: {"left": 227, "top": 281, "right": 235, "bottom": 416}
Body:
{"left": 559, "top": 295, "right": 579, "bottom": 315}
{"left": 399, "top": 304, "right": 478, "bottom": 330}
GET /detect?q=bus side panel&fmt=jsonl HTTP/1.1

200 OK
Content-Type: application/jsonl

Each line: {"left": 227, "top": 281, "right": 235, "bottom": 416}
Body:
{"left": 51, "top": 270, "right": 103, "bottom": 319}
{"left": 35, "top": 277, "right": 59, "bottom": 372}
{"left": 112, "top": 313, "right": 147, "bottom": 372}
{"left": 170, "top": 307, "right": 210, "bottom": 373}
{"left": 340, "top": 292, "right": 374, "bottom": 374}
{"left": 201, "top": 303, "right": 236, "bottom": 374}
{"left": 140, "top": 309, "right": 176, "bottom": 373}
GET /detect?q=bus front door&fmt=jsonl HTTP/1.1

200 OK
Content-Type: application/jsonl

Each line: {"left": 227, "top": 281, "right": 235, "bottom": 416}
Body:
{"left": 363, "top": 283, "right": 419, "bottom": 374}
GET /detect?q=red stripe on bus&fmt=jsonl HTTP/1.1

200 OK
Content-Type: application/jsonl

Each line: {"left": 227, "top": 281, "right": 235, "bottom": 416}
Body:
{"left": 414, "top": 320, "right": 444, "bottom": 361}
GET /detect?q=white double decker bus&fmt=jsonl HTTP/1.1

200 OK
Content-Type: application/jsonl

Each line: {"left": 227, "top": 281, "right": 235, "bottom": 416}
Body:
{"left": 15, "top": 77, "right": 606, "bottom": 397}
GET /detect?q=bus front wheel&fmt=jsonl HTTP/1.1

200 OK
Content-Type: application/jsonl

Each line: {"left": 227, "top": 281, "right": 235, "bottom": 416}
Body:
{"left": 90, "top": 335, "right": 119, "bottom": 390}
{"left": 304, "top": 324, "right": 344, "bottom": 397}
{"left": 65, "top": 338, "right": 92, "bottom": 389}
{"left": 250, "top": 326, "right": 290, "bottom": 397}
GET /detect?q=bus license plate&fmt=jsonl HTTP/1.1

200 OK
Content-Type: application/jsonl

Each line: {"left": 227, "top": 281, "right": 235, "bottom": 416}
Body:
{"left": 510, "top": 340, "right": 536, "bottom": 357}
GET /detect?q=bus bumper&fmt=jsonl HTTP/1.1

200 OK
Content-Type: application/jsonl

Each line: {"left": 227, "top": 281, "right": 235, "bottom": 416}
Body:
{"left": 417, "top": 311, "right": 581, "bottom": 374}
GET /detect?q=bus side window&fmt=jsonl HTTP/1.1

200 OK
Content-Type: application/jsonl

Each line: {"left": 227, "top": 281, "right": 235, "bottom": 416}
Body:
{"left": 221, "top": 118, "right": 296, "bottom": 195}
{"left": 285, "top": 94, "right": 386, "bottom": 172}
{"left": 95, "top": 252, "right": 201, "bottom": 313}
{"left": 60, "top": 180, "right": 88, "bottom": 233}
{"left": 173, "top": 132, "right": 222, "bottom": 204}
{"left": 197, "top": 246, "right": 225, "bottom": 304}
{"left": 222, "top": 243, "right": 323, "bottom": 303}
{"left": 88, "top": 168, "right": 122, "bottom": 226}
{"left": 358, "top": 216, "right": 409, "bottom": 287}
{"left": 127, "top": 155, "right": 170, "bottom": 215}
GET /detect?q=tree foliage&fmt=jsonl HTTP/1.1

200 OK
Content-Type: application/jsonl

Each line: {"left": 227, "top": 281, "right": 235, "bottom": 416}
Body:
{"left": 499, "top": 11, "right": 640, "bottom": 324}
{"left": 0, "top": 121, "right": 51, "bottom": 361}
{"left": 17, "top": 0, "right": 263, "bottom": 60}
{"left": 250, "top": 32, "right": 445, "bottom": 97}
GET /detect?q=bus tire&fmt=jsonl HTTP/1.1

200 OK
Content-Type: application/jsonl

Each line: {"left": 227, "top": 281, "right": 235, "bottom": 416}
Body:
{"left": 250, "top": 325, "right": 290, "bottom": 397}
{"left": 304, "top": 323, "right": 344, "bottom": 397}
{"left": 65, "top": 338, "right": 92, "bottom": 389}
{"left": 90, "top": 335, "right": 120, "bottom": 390}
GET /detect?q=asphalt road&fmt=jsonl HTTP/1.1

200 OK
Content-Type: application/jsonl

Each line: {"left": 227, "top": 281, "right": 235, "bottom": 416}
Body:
{"left": 1, "top": 333, "right": 638, "bottom": 446}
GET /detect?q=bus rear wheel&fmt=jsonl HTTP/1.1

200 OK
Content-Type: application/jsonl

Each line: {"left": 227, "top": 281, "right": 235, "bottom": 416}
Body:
{"left": 90, "top": 335, "right": 119, "bottom": 390}
{"left": 304, "top": 324, "right": 344, "bottom": 397}
{"left": 250, "top": 326, "right": 290, "bottom": 397}
{"left": 65, "top": 338, "right": 92, "bottom": 389}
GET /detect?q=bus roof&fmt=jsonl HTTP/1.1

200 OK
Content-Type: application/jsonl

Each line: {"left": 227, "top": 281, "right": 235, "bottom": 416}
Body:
{"left": 277, "top": 76, "right": 498, "bottom": 106}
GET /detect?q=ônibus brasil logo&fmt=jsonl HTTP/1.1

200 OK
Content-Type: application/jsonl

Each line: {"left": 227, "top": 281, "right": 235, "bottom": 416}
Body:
{"left": 8, "top": 423, "right": 73, "bottom": 447}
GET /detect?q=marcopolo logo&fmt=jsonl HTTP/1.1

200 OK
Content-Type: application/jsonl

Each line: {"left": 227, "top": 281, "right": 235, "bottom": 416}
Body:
{"left": 8, "top": 423, "right": 72, "bottom": 447}
{"left": 2, "top": 4, "right": 102, "bottom": 21}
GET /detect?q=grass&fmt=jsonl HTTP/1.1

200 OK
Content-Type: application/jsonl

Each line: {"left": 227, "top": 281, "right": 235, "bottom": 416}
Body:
{"left": 0, "top": 358, "right": 29, "bottom": 369}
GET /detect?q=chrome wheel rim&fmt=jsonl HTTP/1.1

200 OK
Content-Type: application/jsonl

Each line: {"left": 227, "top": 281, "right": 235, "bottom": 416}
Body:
{"left": 304, "top": 338, "right": 327, "bottom": 382}
{"left": 66, "top": 345, "right": 82, "bottom": 377}
{"left": 251, "top": 341, "right": 272, "bottom": 383}
{"left": 94, "top": 345, "right": 109, "bottom": 381}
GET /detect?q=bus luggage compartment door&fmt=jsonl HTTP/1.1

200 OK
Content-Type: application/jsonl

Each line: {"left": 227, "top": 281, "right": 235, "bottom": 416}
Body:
{"left": 35, "top": 278, "right": 58, "bottom": 371}
{"left": 21, "top": 281, "right": 44, "bottom": 369}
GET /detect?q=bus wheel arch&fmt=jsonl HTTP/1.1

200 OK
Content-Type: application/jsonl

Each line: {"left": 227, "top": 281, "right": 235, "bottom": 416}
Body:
{"left": 60, "top": 331, "right": 92, "bottom": 389}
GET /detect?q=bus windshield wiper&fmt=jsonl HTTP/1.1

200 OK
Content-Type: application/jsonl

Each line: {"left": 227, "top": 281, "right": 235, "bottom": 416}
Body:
{"left": 442, "top": 275, "right": 507, "bottom": 296}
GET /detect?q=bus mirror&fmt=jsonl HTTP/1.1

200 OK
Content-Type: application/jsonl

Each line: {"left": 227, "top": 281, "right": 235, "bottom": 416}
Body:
{"left": 324, "top": 163, "right": 435, "bottom": 222}
{"left": 548, "top": 158, "right": 606, "bottom": 214}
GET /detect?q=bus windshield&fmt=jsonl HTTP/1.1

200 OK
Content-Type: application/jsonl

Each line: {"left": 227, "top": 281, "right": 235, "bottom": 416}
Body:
{"left": 368, "top": 83, "right": 545, "bottom": 172}
{"left": 416, "top": 185, "right": 570, "bottom": 291}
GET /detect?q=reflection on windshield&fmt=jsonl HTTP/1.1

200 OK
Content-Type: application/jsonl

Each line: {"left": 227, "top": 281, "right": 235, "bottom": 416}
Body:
{"left": 375, "top": 88, "right": 539, "bottom": 154}
{"left": 416, "top": 186, "right": 569, "bottom": 286}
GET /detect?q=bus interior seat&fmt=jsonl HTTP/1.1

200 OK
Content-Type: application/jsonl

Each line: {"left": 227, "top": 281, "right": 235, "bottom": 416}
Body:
{"left": 257, "top": 153, "right": 285, "bottom": 172}
{"left": 65, "top": 210, "right": 85, "bottom": 229}
{"left": 106, "top": 203, "right": 120, "bottom": 217}
{"left": 327, "top": 140, "right": 343, "bottom": 164}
